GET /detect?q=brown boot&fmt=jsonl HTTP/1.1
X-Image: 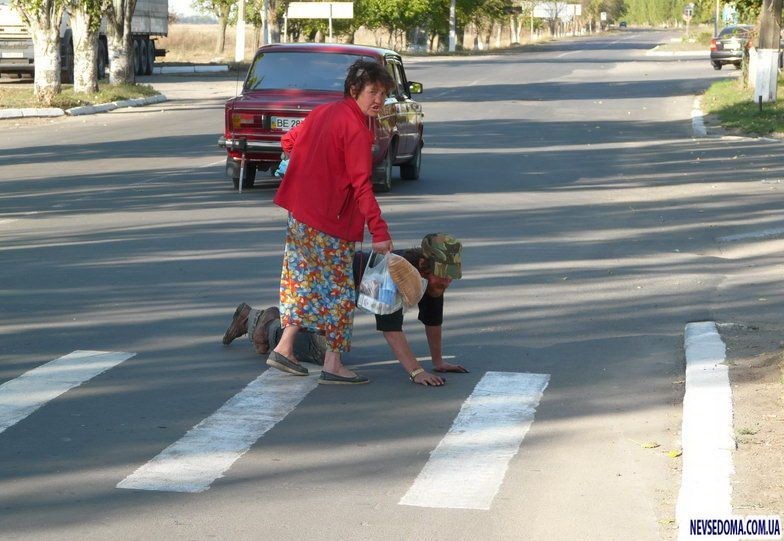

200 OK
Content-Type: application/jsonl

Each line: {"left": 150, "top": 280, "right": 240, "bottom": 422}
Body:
{"left": 252, "top": 306, "right": 280, "bottom": 355}
{"left": 222, "top": 303, "right": 251, "bottom": 345}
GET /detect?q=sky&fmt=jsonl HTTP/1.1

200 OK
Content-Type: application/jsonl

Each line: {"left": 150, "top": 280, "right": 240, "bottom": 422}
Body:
{"left": 168, "top": 0, "right": 199, "bottom": 17}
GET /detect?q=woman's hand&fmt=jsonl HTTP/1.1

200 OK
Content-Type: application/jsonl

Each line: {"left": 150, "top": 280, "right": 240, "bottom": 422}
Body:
{"left": 372, "top": 240, "right": 393, "bottom": 254}
{"left": 413, "top": 371, "right": 446, "bottom": 386}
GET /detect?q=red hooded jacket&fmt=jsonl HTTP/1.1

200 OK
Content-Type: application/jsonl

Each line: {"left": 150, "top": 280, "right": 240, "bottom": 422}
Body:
{"left": 273, "top": 97, "right": 390, "bottom": 243}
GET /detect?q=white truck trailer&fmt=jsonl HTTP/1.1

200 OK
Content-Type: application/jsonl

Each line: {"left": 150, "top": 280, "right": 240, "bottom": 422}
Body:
{"left": 0, "top": 0, "right": 168, "bottom": 82}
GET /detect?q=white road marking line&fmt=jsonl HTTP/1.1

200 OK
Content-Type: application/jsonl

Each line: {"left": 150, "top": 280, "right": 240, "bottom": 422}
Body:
{"left": 676, "top": 322, "right": 733, "bottom": 539}
{"left": 718, "top": 227, "right": 784, "bottom": 243}
{"left": 351, "top": 355, "right": 456, "bottom": 369}
{"left": 399, "top": 371, "right": 550, "bottom": 510}
{"left": 117, "top": 368, "right": 319, "bottom": 493}
{"left": 199, "top": 159, "right": 225, "bottom": 168}
{"left": 0, "top": 219, "right": 18, "bottom": 225}
{"left": 0, "top": 350, "right": 135, "bottom": 435}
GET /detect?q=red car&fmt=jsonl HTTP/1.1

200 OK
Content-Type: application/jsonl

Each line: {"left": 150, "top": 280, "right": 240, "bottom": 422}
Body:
{"left": 218, "top": 43, "right": 424, "bottom": 192}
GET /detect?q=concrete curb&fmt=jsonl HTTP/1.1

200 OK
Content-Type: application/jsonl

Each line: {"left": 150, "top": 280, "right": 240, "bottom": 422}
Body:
{"left": 1, "top": 93, "right": 167, "bottom": 120}
{"left": 646, "top": 46, "right": 709, "bottom": 57}
{"left": 0, "top": 107, "right": 64, "bottom": 119}
{"left": 66, "top": 93, "right": 167, "bottom": 116}
{"left": 153, "top": 65, "right": 229, "bottom": 74}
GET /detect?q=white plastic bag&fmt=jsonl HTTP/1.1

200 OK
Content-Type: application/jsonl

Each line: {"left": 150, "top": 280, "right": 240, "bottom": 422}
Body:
{"left": 356, "top": 252, "right": 403, "bottom": 315}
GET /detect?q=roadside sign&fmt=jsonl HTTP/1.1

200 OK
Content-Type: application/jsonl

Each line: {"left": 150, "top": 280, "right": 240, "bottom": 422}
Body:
{"left": 286, "top": 2, "right": 353, "bottom": 19}
{"left": 284, "top": 2, "right": 354, "bottom": 43}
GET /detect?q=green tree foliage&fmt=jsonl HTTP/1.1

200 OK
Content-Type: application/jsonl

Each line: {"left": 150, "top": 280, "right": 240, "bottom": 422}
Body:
{"left": 623, "top": 0, "right": 691, "bottom": 25}
{"left": 731, "top": 0, "right": 761, "bottom": 22}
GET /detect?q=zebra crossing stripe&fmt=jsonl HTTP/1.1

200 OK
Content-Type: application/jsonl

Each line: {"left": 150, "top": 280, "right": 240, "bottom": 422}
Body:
{"left": 399, "top": 371, "right": 550, "bottom": 510}
{"left": 0, "top": 350, "right": 136, "bottom": 435}
{"left": 676, "top": 322, "right": 733, "bottom": 539}
{"left": 117, "top": 368, "right": 319, "bottom": 493}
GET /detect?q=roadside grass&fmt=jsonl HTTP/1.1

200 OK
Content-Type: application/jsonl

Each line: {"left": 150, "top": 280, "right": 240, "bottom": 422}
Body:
{"left": 703, "top": 76, "right": 784, "bottom": 136}
{"left": 158, "top": 24, "right": 260, "bottom": 64}
{"left": 655, "top": 26, "right": 713, "bottom": 51}
{"left": 0, "top": 83, "right": 158, "bottom": 109}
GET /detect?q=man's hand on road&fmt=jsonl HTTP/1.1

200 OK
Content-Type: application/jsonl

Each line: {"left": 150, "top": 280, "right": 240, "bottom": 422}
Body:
{"left": 413, "top": 371, "right": 446, "bottom": 386}
{"left": 433, "top": 362, "right": 469, "bottom": 373}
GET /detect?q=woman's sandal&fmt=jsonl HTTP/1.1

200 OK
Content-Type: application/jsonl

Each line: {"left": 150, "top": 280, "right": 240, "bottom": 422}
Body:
{"left": 266, "top": 351, "right": 308, "bottom": 376}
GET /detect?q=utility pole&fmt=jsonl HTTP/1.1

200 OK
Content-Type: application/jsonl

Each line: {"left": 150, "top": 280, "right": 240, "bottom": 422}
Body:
{"left": 235, "top": 0, "right": 246, "bottom": 62}
{"left": 714, "top": 0, "right": 719, "bottom": 36}
{"left": 448, "top": 0, "right": 456, "bottom": 52}
{"left": 262, "top": 0, "right": 270, "bottom": 45}
{"left": 756, "top": 0, "right": 783, "bottom": 103}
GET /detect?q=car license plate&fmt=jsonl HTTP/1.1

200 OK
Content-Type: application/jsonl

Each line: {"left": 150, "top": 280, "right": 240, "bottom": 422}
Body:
{"left": 1, "top": 51, "right": 24, "bottom": 58}
{"left": 271, "top": 116, "right": 303, "bottom": 131}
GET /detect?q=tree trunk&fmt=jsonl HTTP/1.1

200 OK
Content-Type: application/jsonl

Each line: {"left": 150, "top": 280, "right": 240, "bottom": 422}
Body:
{"left": 267, "top": 1, "right": 280, "bottom": 43}
{"left": 107, "top": 0, "right": 136, "bottom": 85}
{"left": 30, "top": 23, "right": 61, "bottom": 105}
{"left": 107, "top": 24, "right": 133, "bottom": 84}
{"left": 252, "top": 24, "right": 260, "bottom": 50}
{"left": 71, "top": 8, "right": 99, "bottom": 94}
{"left": 215, "top": 13, "right": 228, "bottom": 54}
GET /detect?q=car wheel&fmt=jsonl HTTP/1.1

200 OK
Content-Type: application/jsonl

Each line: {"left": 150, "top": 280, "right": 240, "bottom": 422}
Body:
{"left": 733, "top": 62, "right": 742, "bottom": 70}
{"left": 400, "top": 142, "right": 421, "bottom": 181}
{"left": 373, "top": 146, "right": 393, "bottom": 193}
{"left": 712, "top": 61, "right": 722, "bottom": 70}
{"left": 231, "top": 164, "right": 256, "bottom": 190}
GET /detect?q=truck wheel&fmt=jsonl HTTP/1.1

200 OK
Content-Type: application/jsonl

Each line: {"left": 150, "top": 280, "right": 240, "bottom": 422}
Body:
{"left": 232, "top": 165, "right": 256, "bottom": 190}
{"left": 712, "top": 61, "right": 722, "bottom": 70}
{"left": 133, "top": 39, "right": 141, "bottom": 76}
{"left": 61, "top": 39, "right": 74, "bottom": 84}
{"left": 140, "top": 39, "right": 150, "bottom": 76}
{"left": 145, "top": 38, "right": 155, "bottom": 75}
{"left": 400, "top": 142, "right": 421, "bottom": 181}
{"left": 97, "top": 40, "right": 107, "bottom": 80}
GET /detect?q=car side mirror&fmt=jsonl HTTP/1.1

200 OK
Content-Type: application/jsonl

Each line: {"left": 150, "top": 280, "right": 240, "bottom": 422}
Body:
{"left": 408, "top": 81, "right": 423, "bottom": 94}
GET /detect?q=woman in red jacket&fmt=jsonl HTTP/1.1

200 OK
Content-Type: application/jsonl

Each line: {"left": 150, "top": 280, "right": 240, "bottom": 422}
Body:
{"left": 268, "top": 60, "right": 394, "bottom": 385}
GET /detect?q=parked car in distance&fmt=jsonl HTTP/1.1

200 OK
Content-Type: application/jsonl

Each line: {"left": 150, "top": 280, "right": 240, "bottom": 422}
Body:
{"left": 710, "top": 25, "right": 754, "bottom": 70}
{"left": 218, "top": 42, "right": 424, "bottom": 192}
{"left": 618, "top": 21, "right": 627, "bottom": 28}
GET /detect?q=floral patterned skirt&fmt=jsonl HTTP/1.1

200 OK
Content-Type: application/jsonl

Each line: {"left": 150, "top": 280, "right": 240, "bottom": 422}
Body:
{"left": 279, "top": 214, "right": 356, "bottom": 352}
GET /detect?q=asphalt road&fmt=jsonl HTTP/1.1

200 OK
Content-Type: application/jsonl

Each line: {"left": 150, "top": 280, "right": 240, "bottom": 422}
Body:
{"left": 2, "top": 30, "right": 784, "bottom": 540}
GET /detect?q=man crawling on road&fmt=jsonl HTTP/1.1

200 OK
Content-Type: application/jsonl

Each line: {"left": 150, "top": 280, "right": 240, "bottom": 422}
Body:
{"left": 222, "top": 233, "right": 468, "bottom": 387}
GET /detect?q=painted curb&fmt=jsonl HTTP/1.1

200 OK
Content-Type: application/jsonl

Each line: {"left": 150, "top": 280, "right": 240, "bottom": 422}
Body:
{"left": 692, "top": 96, "right": 707, "bottom": 138}
{"left": 646, "top": 48, "right": 709, "bottom": 57}
{"left": 1, "top": 94, "right": 168, "bottom": 120}
{"left": 0, "top": 108, "right": 64, "bottom": 119}
{"left": 153, "top": 65, "right": 229, "bottom": 74}
{"left": 676, "top": 322, "right": 734, "bottom": 540}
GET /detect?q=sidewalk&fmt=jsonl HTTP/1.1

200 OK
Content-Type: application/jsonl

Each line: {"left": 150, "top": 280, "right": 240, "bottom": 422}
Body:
{"left": 0, "top": 64, "right": 229, "bottom": 120}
